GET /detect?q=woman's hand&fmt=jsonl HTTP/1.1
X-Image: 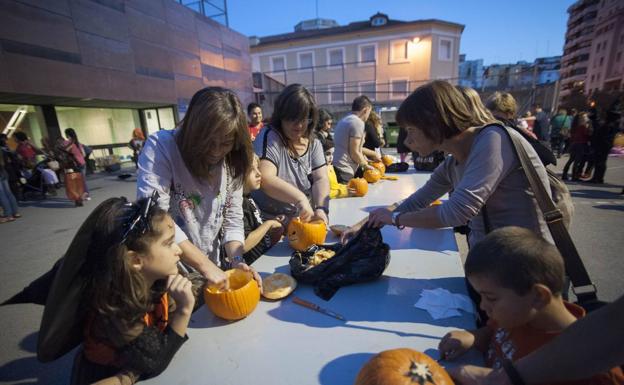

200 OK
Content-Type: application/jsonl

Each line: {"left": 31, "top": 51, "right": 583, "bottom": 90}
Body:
{"left": 199, "top": 263, "right": 229, "bottom": 291}
{"left": 438, "top": 330, "right": 475, "bottom": 361}
{"left": 233, "top": 262, "right": 263, "bottom": 294}
{"left": 367, "top": 208, "right": 393, "bottom": 228}
{"left": 296, "top": 198, "right": 314, "bottom": 222}
{"left": 313, "top": 208, "right": 329, "bottom": 225}
{"left": 166, "top": 274, "right": 195, "bottom": 312}
{"left": 339, "top": 221, "right": 364, "bottom": 244}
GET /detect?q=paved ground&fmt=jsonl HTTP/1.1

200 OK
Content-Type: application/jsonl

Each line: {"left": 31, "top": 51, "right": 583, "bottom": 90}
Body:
{"left": 0, "top": 156, "right": 622, "bottom": 384}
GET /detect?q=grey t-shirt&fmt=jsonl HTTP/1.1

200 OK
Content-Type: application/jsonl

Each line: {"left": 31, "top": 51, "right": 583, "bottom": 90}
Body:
{"left": 252, "top": 126, "right": 326, "bottom": 213}
{"left": 396, "top": 124, "right": 553, "bottom": 246}
{"left": 332, "top": 113, "right": 365, "bottom": 179}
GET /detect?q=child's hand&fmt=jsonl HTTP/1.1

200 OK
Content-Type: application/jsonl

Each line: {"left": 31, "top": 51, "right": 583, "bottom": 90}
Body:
{"left": 296, "top": 199, "right": 314, "bottom": 222}
{"left": 446, "top": 365, "right": 493, "bottom": 385}
{"left": 267, "top": 219, "right": 283, "bottom": 230}
{"left": 438, "top": 330, "right": 475, "bottom": 360}
{"left": 167, "top": 274, "right": 195, "bottom": 312}
{"left": 233, "top": 262, "right": 263, "bottom": 294}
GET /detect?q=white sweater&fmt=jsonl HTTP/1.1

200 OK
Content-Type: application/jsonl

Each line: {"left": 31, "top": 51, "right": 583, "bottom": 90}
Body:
{"left": 137, "top": 129, "right": 244, "bottom": 266}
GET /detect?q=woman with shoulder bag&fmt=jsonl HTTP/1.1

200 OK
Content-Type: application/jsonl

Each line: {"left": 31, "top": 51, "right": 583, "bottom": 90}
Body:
{"left": 63, "top": 128, "right": 90, "bottom": 201}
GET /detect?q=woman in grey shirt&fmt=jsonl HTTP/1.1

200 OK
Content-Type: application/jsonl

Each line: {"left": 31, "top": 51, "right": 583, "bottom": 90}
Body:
{"left": 359, "top": 81, "right": 552, "bottom": 247}
{"left": 253, "top": 84, "right": 330, "bottom": 224}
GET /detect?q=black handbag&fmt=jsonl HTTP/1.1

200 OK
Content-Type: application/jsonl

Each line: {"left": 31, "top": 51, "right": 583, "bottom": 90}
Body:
{"left": 289, "top": 226, "right": 390, "bottom": 300}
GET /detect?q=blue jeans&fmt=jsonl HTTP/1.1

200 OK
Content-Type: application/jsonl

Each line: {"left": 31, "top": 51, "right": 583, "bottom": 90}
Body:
{"left": 0, "top": 177, "right": 19, "bottom": 217}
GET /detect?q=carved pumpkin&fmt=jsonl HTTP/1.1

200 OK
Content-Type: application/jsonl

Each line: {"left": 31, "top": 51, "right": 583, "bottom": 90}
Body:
{"left": 381, "top": 155, "right": 394, "bottom": 167}
{"left": 355, "top": 348, "right": 454, "bottom": 385}
{"left": 348, "top": 178, "right": 368, "bottom": 197}
{"left": 287, "top": 218, "right": 327, "bottom": 251}
{"left": 370, "top": 161, "right": 386, "bottom": 176}
{"left": 204, "top": 269, "right": 260, "bottom": 320}
{"left": 363, "top": 168, "right": 382, "bottom": 183}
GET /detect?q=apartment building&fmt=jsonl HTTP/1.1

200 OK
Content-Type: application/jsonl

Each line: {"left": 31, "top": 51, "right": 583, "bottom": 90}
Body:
{"left": 249, "top": 13, "right": 464, "bottom": 112}
{"left": 560, "top": 0, "right": 600, "bottom": 102}
{"left": 585, "top": 0, "right": 624, "bottom": 95}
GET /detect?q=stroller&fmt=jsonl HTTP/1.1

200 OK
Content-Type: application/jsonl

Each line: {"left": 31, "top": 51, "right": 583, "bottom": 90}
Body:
{"left": 18, "top": 159, "right": 59, "bottom": 200}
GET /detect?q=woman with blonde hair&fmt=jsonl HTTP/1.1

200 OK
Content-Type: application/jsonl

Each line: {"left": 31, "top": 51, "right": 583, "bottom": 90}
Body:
{"left": 364, "top": 110, "right": 384, "bottom": 158}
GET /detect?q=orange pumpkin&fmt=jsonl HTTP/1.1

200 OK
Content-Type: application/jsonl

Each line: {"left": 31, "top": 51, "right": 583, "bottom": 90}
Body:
{"left": 348, "top": 178, "right": 368, "bottom": 197}
{"left": 363, "top": 168, "right": 382, "bottom": 183}
{"left": 287, "top": 218, "right": 327, "bottom": 251}
{"left": 204, "top": 269, "right": 260, "bottom": 320}
{"left": 370, "top": 161, "right": 386, "bottom": 176}
{"left": 355, "top": 348, "right": 454, "bottom": 385}
{"left": 381, "top": 155, "right": 394, "bottom": 167}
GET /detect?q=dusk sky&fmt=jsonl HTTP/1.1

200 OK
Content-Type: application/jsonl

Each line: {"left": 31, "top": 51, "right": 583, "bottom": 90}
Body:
{"left": 228, "top": 0, "right": 572, "bottom": 65}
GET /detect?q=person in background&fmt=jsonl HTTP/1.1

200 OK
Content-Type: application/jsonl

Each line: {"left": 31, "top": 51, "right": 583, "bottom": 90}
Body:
{"left": 0, "top": 146, "right": 21, "bottom": 223}
{"left": 63, "top": 128, "right": 90, "bottom": 200}
{"left": 315, "top": 108, "right": 334, "bottom": 153}
{"left": 587, "top": 99, "right": 622, "bottom": 184}
{"left": 129, "top": 128, "right": 146, "bottom": 169}
{"left": 253, "top": 84, "right": 329, "bottom": 225}
{"left": 549, "top": 108, "right": 571, "bottom": 158}
{"left": 485, "top": 92, "right": 537, "bottom": 140}
{"left": 561, "top": 112, "right": 592, "bottom": 181}
{"left": 332, "top": 95, "right": 376, "bottom": 183}
{"left": 533, "top": 104, "right": 551, "bottom": 145}
{"left": 240, "top": 155, "right": 284, "bottom": 265}
{"left": 13, "top": 131, "right": 41, "bottom": 169}
{"left": 441, "top": 227, "right": 624, "bottom": 385}
{"left": 364, "top": 110, "right": 384, "bottom": 159}
{"left": 0, "top": 134, "right": 22, "bottom": 200}
{"left": 247, "top": 102, "right": 264, "bottom": 141}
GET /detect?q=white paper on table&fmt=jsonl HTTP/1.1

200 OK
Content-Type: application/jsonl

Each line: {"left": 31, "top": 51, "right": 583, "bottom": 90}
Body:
{"left": 414, "top": 288, "right": 476, "bottom": 320}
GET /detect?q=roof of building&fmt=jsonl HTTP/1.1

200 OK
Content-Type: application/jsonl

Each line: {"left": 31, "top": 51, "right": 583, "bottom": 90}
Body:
{"left": 250, "top": 13, "right": 464, "bottom": 48}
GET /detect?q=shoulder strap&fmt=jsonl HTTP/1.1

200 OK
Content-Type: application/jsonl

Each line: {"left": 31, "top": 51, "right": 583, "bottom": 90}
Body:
{"left": 498, "top": 125, "right": 598, "bottom": 303}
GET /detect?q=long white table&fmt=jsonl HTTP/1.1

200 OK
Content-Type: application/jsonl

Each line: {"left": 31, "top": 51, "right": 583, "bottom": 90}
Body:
{"left": 145, "top": 170, "right": 482, "bottom": 385}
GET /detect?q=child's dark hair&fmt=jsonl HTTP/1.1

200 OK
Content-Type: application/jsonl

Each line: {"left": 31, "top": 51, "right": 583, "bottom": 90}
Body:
{"left": 86, "top": 197, "right": 168, "bottom": 326}
{"left": 465, "top": 227, "right": 565, "bottom": 296}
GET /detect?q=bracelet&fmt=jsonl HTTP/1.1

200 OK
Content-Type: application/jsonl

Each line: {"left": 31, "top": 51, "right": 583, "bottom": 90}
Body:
{"left": 314, "top": 206, "right": 329, "bottom": 215}
{"left": 502, "top": 360, "right": 526, "bottom": 385}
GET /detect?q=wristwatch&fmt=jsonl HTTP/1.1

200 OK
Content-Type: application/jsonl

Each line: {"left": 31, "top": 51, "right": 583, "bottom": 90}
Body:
{"left": 392, "top": 211, "right": 405, "bottom": 229}
{"left": 229, "top": 255, "right": 245, "bottom": 266}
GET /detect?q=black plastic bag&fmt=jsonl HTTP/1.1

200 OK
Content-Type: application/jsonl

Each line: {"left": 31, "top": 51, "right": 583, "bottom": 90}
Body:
{"left": 385, "top": 162, "right": 409, "bottom": 173}
{"left": 412, "top": 151, "right": 445, "bottom": 171}
{"left": 289, "top": 226, "right": 390, "bottom": 300}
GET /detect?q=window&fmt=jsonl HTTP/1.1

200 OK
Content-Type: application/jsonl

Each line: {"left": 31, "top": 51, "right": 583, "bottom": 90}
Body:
{"left": 617, "top": 52, "right": 622, "bottom": 62}
{"left": 391, "top": 79, "right": 409, "bottom": 99}
{"left": 358, "top": 44, "right": 376, "bottom": 66}
{"left": 297, "top": 52, "right": 314, "bottom": 72}
{"left": 329, "top": 84, "right": 345, "bottom": 104}
{"left": 596, "top": 42, "right": 601, "bottom": 52}
{"left": 270, "top": 56, "right": 286, "bottom": 72}
{"left": 600, "top": 57, "right": 604, "bottom": 66}
{"left": 439, "top": 38, "right": 453, "bottom": 61}
{"left": 359, "top": 82, "right": 376, "bottom": 101}
{"left": 390, "top": 39, "right": 409, "bottom": 63}
{"left": 327, "top": 48, "right": 344, "bottom": 69}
